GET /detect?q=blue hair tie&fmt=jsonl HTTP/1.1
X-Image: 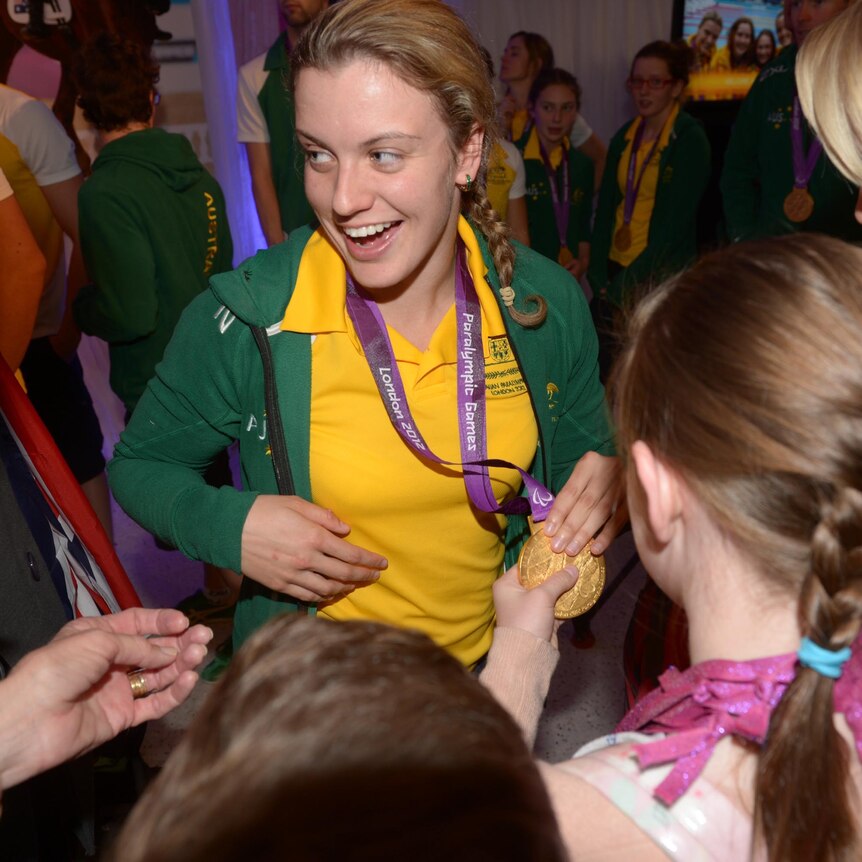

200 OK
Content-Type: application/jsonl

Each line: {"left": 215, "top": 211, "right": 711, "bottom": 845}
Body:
{"left": 797, "top": 636, "right": 852, "bottom": 680}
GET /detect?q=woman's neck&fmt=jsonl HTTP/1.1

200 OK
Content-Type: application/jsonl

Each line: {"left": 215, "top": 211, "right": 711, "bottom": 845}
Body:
{"left": 642, "top": 102, "right": 676, "bottom": 140}
{"left": 536, "top": 131, "right": 564, "bottom": 159}
{"left": 98, "top": 122, "right": 151, "bottom": 148}
{"left": 654, "top": 494, "right": 802, "bottom": 666}
{"left": 367, "top": 247, "right": 458, "bottom": 352}
{"left": 682, "top": 549, "right": 801, "bottom": 665}
{"left": 506, "top": 78, "right": 532, "bottom": 111}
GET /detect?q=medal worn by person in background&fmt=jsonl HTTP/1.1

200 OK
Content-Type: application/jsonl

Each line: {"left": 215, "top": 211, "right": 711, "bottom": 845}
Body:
{"left": 615, "top": 117, "right": 667, "bottom": 252}
{"left": 783, "top": 95, "right": 821, "bottom": 223}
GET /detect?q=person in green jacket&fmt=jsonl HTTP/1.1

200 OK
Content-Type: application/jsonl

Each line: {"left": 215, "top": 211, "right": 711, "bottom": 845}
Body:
{"left": 588, "top": 40, "right": 710, "bottom": 382}
{"left": 720, "top": 0, "right": 860, "bottom": 243}
{"left": 518, "top": 68, "right": 593, "bottom": 279}
{"left": 73, "top": 35, "right": 234, "bottom": 416}
{"left": 108, "top": 0, "right": 625, "bottom": 669}
{"left": 236, "top": 0, "right": 329, "bottom": 245}
{"left": 72, "top": 34, "right": 238, "bottom": 613}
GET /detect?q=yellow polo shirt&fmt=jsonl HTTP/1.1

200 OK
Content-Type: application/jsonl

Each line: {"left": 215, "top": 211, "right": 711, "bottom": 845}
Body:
{"left": 280, "top": 218, "right": 538, "bottom": 666}
{"left": 610, "top": 103, "right": 679, "bottom": 268}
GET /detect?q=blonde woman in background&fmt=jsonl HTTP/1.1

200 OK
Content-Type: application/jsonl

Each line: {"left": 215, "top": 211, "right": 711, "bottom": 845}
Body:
{"left": 796, "top": 0, "right": 862, "bottom": 215}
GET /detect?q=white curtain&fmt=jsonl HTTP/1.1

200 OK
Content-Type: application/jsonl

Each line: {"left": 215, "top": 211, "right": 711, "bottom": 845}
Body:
{"left": 457, "top": 0, "right": 674, "bottom": 143}
{"left": 190, "top": 0, "right": 266, "bottom": 263}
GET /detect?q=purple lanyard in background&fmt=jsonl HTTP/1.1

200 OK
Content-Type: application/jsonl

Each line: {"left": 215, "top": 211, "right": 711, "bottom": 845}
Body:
{"left": 539, "top": 142, "right": 570, "bottom": 251}
{"left": 790, "top": 94, "right": 823, "bottom": 190}
{"left": 343, "top": 241, "right": 555, "bottom": 522}
{"left": 622, "top": 119, "right": 663, "bottom": 227}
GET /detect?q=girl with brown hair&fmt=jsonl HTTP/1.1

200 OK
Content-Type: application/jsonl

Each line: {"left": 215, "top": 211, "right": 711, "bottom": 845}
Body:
{"left": 488, "top": 234, "right": 862, "bottom": 860}
{"left": 108, "top": 0, "right": 623, "bottom": 671}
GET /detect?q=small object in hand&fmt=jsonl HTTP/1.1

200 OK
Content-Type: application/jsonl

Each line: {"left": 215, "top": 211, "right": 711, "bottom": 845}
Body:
{"left": 517, "top": 525, "right": 606, "bottom": 619}
{"left": 127, "top": 670, "right": 149, "bottom": 700}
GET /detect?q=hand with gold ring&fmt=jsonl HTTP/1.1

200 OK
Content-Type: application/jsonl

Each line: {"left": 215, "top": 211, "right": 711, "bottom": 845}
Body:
{"left": 127, "top": 670, "right": 149, "bottom": 699}
{"left": 0, "top": 608, "right": 213, "bottom": 794}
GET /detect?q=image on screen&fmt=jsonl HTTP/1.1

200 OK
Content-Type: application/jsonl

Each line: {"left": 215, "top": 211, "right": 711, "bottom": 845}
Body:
{"left": 676, "top": 1, "right": 789, "bottom": 101}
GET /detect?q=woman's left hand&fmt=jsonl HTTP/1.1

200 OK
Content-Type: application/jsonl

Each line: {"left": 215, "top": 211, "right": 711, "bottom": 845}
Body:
{"left": 0, "top": 609, "right": 212, "bottom": 793}
{"left": 541, "top": 452, "right": 627, "bottom": 556}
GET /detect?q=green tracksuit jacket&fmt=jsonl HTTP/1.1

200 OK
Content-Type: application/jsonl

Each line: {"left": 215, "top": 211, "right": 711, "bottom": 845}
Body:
{"left": 75, "top": 128, "right": 234, "bottom": 412}
{"left": 589, "top": 109, "right": 710, "bottom": 307}
{"left": 258, "top": 34, "right": 314, "bottom": 234}
{"left": 720, "top": 46, "right": 862, "bottom": 243}
{"left": 108, "top": 224, "right": 614, "bottom": 651}
{"left": 518, "top": 131, "right": 594, "bottom": 263}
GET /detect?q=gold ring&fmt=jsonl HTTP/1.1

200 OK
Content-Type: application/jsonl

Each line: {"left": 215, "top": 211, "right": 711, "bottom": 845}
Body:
{"left": 127, "top": 670, "right": 149, "bottom": 700}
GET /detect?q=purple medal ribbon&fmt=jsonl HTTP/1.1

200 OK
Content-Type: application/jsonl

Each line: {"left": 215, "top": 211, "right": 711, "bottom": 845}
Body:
{"left": 539, "top": 142, "right": 570, "bottom": 252}
{"left": 343, "top": 241, "right": 554, "bottom": 521}
{"left": 622, "top": 119, "right": 664, "bottom": 227}
{"left": 791, "top": 94, "right": 823, "bottom": 190}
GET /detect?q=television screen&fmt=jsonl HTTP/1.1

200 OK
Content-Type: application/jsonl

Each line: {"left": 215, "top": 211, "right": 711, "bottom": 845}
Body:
{"left": 673, "top": 1, "right": 790, "bottom": 101}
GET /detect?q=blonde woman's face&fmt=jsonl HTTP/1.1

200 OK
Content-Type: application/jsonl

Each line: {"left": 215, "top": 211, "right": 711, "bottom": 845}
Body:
{"left": 295, "top": 60, "right": 481, "bottom": 297}
{"left": 499, "top": 37, "right": 531, "bottom": 83}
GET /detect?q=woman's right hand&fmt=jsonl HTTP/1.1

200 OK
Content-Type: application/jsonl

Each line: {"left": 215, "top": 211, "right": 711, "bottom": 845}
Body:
{"left": 240, "top": 496, "right": 388, "bottom": 602}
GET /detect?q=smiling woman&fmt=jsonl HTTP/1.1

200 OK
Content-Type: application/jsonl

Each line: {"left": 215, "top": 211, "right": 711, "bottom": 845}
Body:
{"left": 108, "top": 0, "right": 624, "bottom": 670}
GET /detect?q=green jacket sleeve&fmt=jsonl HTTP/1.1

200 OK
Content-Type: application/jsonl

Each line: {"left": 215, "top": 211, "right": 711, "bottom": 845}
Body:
{"left": 587, "top": 128, "right": 627, "bottom": 296}
{"left": 75, "top": 188, "right": 159, "bottom": 342}
{"left": 575, "top": 152, "right": 594, "bottom": 245}
{"left": 720, "top": 77, "right": 762, "bottom": 242}
{"left": 543, "top": 277, "right": 615, "bottom": 491}
{"left": 613, "top": 119, "right": 711, "bottom": 298}
{"left": 108, "top": 290, "right": 260, "bottom": 572}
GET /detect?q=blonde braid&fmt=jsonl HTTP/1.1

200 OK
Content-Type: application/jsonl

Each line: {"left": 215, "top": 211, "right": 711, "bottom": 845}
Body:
{"left": 467, "top": 142, "right": 547, "bottom": 328}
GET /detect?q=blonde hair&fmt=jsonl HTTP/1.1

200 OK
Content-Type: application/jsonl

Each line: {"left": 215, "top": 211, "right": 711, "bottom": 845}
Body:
{"left": 797, "top": 0, "right": 862, "bottom": 185}
{"left": 288, "top": 0, "right": 546, "bottom": 326}
{"left": 611, "top": 235, "right": 862, "bottom": 862}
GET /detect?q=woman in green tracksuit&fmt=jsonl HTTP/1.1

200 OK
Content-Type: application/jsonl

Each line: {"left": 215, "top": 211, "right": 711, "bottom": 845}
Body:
{"left": 588, "top": 40, "right": 710, "bottom": 381}
{"left": 518, "top": 68, "right": 594, "bottom": 280}
{"left": 108, "top": 0, "right": 624, "bottom": 669}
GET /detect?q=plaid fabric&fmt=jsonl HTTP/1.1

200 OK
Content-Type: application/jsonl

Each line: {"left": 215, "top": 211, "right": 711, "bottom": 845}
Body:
{"left": 623, "top": 578, "right": 690, "bottom": 708}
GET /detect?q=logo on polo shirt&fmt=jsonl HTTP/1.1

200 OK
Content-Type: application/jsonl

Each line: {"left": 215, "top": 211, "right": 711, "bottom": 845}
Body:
{"left": 485, "top": 335, "right": 527, "bottom": 397}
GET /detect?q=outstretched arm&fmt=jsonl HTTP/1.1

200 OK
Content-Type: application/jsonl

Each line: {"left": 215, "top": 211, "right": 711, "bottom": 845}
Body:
{"left": 0, "top": 608, "right": 212, "bottom": 800}
{"left": 480, "top": 565, "right": 576, "bottom": 744}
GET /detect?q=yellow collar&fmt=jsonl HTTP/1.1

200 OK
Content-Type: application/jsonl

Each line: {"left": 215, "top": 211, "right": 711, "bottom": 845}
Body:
{"left": 522, "top": 126, "right": 569, "bottom": 168}
{"left": 625, "top": 102, "right": 680, "bottom": 151}
{"left": 280, "top": 217, "right": 494, "bottom": 353}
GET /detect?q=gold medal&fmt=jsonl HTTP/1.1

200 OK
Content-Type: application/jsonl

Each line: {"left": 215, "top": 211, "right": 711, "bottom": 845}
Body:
{"left": 614, "top": 223, "right": 632, "bottom": 252}
{"left": 558, "top": 245, "right": 574, "bottom": 267}
{"left": 517, "top": 522, "right": 606, "bottom": 619}
{"left": 783, "top": 187, "right": 814, "bottom": 223}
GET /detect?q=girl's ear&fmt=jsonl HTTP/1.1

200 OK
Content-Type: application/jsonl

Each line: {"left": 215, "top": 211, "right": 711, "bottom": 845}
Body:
{"left": 456, "top": 124, "right": 484, "bottom": 186}
{"left": 631, "top": 440, "right": 682, "bottom": 545}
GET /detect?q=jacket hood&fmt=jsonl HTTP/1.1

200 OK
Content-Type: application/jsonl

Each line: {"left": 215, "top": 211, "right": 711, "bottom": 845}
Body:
{"left": 93, "top": 128, "right": 204, "bottom": 193}
{"left": 209, "top": 226, "right": 315, "bottom": 328}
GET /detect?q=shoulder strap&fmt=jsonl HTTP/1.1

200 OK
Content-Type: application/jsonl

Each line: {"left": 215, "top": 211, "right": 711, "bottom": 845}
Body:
{"left": 251, "top": 326, "right": 295, "bottom": 496}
